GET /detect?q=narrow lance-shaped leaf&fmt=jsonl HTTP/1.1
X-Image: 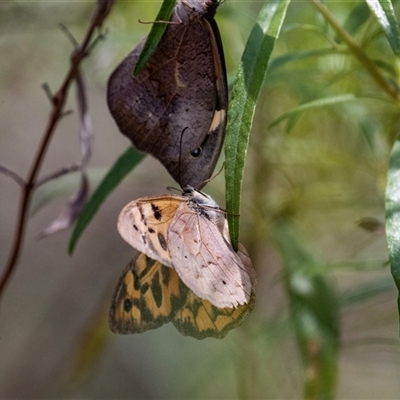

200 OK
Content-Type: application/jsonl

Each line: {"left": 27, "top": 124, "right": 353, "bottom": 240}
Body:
{"left": 340, "top": 2, "right": 370, "bottom": 40}
{"left": 133, "top": 0, "right": 176, "bottom": 76}
{"left": 365, "top": 0, "right": 400, "bottom": 56}
{"left": 267, "top": 48, "right": 336, "bottom": 73}
{"left": 224, "top": 0, "right": 290, "bottom": 249}
{"left": 69, "top": 147, "right": 145, "bottom": 254}
{"left": 269, "top": 94, "right": 357, "bottom": 128}
{"left": 273, "top": 221, "right": 339, "bottom": 399}
{"left": 385, "top": 136, "right": 400, "bottom": 332}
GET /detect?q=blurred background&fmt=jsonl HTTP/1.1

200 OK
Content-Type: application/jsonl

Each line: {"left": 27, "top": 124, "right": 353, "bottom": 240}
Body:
{"left": 0, "top": 1, "right": 399, "bottom": 398}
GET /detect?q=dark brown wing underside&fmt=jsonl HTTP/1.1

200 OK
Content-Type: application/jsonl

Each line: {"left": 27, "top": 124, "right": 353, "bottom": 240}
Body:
{"left": 107, "top": 5, "right": 227, "bottom": 189}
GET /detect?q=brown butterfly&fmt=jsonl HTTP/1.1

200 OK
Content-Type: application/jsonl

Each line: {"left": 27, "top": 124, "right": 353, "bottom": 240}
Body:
{"left": 117, "top": 186, "right": 254, "bottom": 309}
{"left": 107, "top": 0, "right": 228, "bottom": 189}
{"left": 109, "top": 251, "right": 256, "bottom": 339}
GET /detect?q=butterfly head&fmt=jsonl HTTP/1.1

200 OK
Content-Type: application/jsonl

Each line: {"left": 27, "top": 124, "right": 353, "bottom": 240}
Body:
{"left": 179, "top": 0, "right": 220, "bottom": 21}
{"left": 181, "top": 185, "right": 218, "bottom": 208}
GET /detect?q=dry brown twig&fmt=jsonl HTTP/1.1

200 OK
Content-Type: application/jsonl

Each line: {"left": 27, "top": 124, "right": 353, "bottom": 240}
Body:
{"left": 0, "top": 0, "right": 114, "bottom": 297}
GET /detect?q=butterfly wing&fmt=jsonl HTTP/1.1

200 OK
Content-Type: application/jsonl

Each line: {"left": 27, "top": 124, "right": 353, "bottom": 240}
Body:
{"left": 109, "top": 252, "right": 187, "bottom": 334}
{"left": 168, "top": 206, "right": 254, "bottom": 308}
{"left": 172, "top": 245, "right": 256, "bottom": 339}
{"left": 107, "top": 0, "right": 227, "bottom": 189}
{"left": 117, "top": 195, "right": 182, "bottom": 267}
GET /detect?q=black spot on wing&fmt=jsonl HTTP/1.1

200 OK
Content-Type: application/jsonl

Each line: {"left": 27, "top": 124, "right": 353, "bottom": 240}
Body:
{"left": 191, "top": 147, "right": 202, "bottom": 158}
{"left": 151, "top": 271, "right": 163, "bottom": 308}
{"left": 151, "top": 203, "right": 162, "bottom": 221}
{"left": 123, "top": 298, "right": 132, "bottom": 312}
{"left": 138, "top": 205, "right": 147, "bottom": 225}
{"left": 158, "top": 232, "right": 168, "bottom": 251}
{"left": 141, "top": 282, "right": 150, "bottom": 294}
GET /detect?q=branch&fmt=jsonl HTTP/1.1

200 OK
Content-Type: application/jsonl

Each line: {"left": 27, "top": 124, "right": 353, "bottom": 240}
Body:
{"left": 35, "top": 163, "right": 81, "bottom": 188}
{"left": 0, "top": 165, "right": 25, "bottom": 187}
{"left": 311, "top": 0, "right": 400, "bottom": 103}
{"left": 0, "top": 0, "right": 114, "bottom": 297}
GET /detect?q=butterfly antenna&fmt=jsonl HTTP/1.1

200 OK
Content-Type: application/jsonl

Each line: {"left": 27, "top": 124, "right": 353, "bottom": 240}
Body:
{"left": 166, "top": 185, "right": 181, "bottom": 194}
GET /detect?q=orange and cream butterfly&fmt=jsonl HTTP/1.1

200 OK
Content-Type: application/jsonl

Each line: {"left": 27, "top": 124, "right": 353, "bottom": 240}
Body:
{"left": 117, "top": 186, "right": 255, "bottom": 309}
{"left": 109, "top": 251, "right": 255, "bottom": 339}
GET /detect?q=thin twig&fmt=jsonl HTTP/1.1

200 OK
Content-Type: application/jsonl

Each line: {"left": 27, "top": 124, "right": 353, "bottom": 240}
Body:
{"left": 41, "top": 83, "right": 54, "bottom": 103}
{"left": 35, "top": 163, "right": 81, "bottom": 187}
{"left": 0, "top": 0, "right": 114, "bottom": 297}
{"left": 59, "top": 23, "right": 80, "bottom": 49}
{"left": 0, "top": 165, "right": 25, "bottom": 187}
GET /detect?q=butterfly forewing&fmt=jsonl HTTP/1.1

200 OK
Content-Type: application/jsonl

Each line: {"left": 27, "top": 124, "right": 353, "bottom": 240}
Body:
{"left": 107, "top": 0, "right": 228, "bottom": 189}
{"left": 117, "top": 195, "right": 182, "bottom": 267}
{"left": 168, "top": 201, "right": 253, "bottom": 308}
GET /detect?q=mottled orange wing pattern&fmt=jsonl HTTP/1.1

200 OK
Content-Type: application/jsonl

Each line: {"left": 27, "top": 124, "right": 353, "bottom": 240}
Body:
{"left": 109, "top": 252, "right": 185, "bottom": 334}
{"left": 109, "top": 251, "right": 255, "bottom": 339}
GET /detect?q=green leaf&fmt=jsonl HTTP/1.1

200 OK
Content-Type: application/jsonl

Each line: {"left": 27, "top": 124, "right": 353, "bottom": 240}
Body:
{"left": 224, "top": 0, "right": 290, "bottom": 249}
{"left": 365, "top": 0, "right": 400, "bottom": 56}
{"left": 341, "top": 2, "right": 371, "bottom": 39}
{"left": 68, "top": 147, "right": 145, "bottom": 254}
{"left": 273, "top": 221, "right": 339, "bottom": 399}
{"left": 133, "top": 0, "right": 176, "bottom": 76}
{"left": 385, "top": 136, "right": 400, "bottom": 333}
{"left": 267, "top": 48, "right": 336, "bottom": 73}
{"left": 340, "top": 277, "right": 395, "bottom": 307}
{"left": 269, "top": 94, "right": 357, "bottom": 128}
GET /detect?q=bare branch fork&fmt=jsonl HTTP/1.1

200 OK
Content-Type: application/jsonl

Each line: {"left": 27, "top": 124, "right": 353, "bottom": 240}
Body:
{"left": 0, "top": 0, "right": 114, "bottom": 297}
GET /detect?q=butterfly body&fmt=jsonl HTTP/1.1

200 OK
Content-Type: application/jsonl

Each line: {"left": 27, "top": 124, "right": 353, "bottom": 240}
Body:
{"left": 117, "top": 187, "right": 253, "bottom": 308}
{"left": 107, "top": 0, "right": 227, "bottom": 188}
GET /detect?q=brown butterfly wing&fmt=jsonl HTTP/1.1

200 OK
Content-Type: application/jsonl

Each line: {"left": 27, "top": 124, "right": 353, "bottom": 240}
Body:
{"left": 107, "top": 0, "right": 228, "bottom": 189}
{"left": 109, "top": 252, "right": 187, "bottom": 334}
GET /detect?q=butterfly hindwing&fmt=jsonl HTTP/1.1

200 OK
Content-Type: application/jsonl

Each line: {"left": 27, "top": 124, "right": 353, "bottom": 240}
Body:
{"left": 172, "top": 245, "right": 256, "bottom": 339}
{"left": 172, "top": 291, "right": 255, "bottom": 340}
{"left": 109, "top": 252, "right": 187, "bottom": 334}
{"left": 110, "top": 250, "right": 256, "bottom": 339}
